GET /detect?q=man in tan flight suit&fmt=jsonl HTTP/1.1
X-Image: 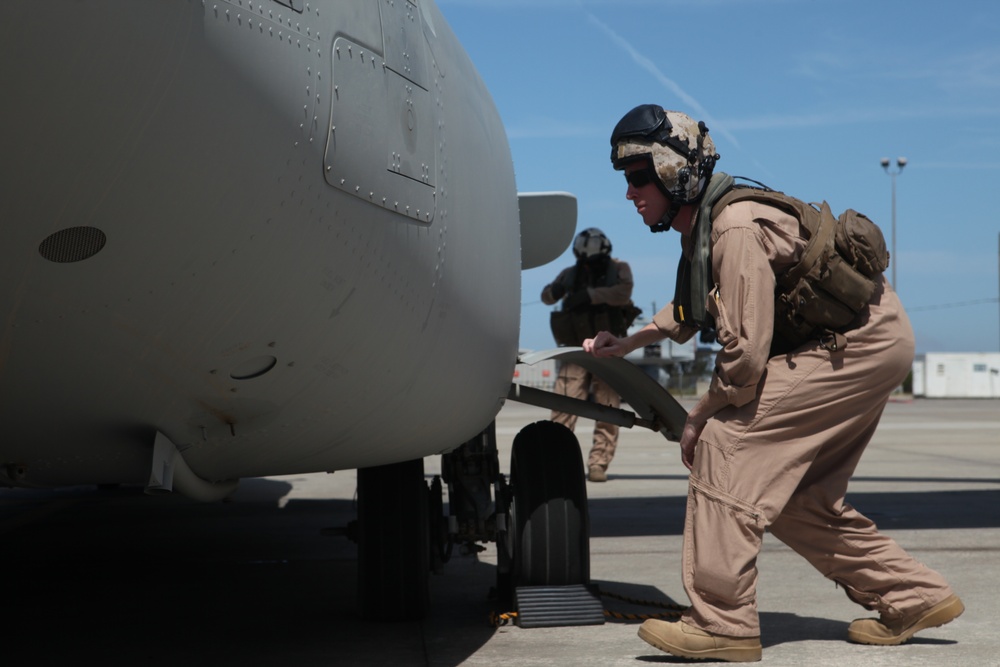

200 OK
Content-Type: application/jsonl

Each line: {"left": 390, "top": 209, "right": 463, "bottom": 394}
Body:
{"left": 542, "top": 227, "right": 636, "bottom": 482}
{"left": 584, "top": 104, "right": 962, "bottom": 662}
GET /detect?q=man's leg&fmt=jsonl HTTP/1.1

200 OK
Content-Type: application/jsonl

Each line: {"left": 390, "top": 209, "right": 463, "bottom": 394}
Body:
{"left": 587, "top": 377, "right": 621, "bottom": 480}
{"left": 768, "top": 412, "right": 958, "bottom": 644}
{"left": 549, "top": 361, "right": 588, "bottom": 432}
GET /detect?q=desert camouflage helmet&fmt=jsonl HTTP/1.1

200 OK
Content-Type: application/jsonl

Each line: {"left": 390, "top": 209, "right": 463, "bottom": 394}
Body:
{"left": 610, "top": 105, "right": 719, "bottom": 204}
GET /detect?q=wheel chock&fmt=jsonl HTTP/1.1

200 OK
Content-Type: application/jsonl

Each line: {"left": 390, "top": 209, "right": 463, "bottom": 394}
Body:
{"left": 514, "top": 584, "right": 605, "bottom": 628}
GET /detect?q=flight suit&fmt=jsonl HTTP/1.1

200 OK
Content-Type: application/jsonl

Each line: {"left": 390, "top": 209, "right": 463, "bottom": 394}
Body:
{"left": 543, "top": 259, "right": 634, "bottom": 473}
{"left": 652, "top": 200, "right": 955, "bottom": 638}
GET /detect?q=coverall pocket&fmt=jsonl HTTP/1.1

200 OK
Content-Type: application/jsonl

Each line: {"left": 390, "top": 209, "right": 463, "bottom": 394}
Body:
{"left": 687, "top": 479, "right": 763, "bottom": 607}
{"left": 705, "top": 285, "right": 737, "bottom": 347}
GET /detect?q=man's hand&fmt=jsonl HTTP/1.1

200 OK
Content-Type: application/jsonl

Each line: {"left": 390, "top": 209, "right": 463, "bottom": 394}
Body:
{"left": 583, "top": 331, "right": 626, "bottom": 358}
{"left": 678, "top": 419, "right": 705, "bottom": 471}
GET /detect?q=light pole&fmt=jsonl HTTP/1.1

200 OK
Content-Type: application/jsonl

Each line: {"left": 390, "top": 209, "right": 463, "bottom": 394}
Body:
{"left": 880, "top": 157, "right": 907, "bottom": 290}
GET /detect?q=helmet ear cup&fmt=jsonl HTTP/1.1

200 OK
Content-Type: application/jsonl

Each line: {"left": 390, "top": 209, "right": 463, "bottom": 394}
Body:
{"left": 677, "top": 166, "right": 691, "bottom": 187}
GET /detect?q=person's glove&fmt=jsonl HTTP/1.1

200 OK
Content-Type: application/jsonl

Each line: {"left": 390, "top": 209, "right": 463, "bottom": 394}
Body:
{"left": 549, "top": 282, "right": 567, "bottom": 300}
{"left": 562, "top": 289, "right": 591, "bottom": 310}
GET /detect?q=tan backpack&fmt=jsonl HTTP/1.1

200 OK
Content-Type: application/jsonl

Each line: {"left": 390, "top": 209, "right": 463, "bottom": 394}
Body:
{"left": 676, "top": 173, "right": 890, "bottom": 353}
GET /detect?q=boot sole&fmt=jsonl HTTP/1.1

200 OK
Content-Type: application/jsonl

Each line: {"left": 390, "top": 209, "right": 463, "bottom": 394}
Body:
{"left": 847, "top": 594, "right": 964, "bottom": 646}
{"left": 638, "top": 624, "right": 762, "bottom": 662}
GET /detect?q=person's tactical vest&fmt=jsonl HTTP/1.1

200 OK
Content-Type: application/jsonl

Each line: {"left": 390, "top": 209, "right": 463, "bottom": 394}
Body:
{"left": 674, "top": 172, "right": 889, "bottom": 355}
{"left": 549, "top": 259, "right": 642, "bottom": 346}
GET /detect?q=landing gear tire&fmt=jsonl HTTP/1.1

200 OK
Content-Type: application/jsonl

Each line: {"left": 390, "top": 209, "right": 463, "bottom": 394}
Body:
{"left": 503, "top": 420, "right": 590, "bottom": 600}
{"left": 357, "top": 458, "right": 430, "bottom": 620}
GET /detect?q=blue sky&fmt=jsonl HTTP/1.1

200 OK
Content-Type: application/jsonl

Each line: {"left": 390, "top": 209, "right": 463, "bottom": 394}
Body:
{"left": 437, "top": 0, "right": 1000, "bottom": 354}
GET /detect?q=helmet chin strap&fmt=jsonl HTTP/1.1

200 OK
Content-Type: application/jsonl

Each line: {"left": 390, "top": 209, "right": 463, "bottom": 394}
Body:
{"left": 649, "top": 199, "right": 682, "bottom": 233}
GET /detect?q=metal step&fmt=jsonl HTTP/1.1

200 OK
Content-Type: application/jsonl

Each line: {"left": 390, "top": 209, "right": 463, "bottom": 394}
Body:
{"left": 514, "top": 584, "right": 605, "bottom": 628}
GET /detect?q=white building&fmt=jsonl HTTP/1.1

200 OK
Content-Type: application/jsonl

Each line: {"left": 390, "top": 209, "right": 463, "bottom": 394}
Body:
{"left": 912, "top": 353, "right": 1000, "bottom": 398}
{"left": 513, "top": 353, "right": 557, "bottom": 391}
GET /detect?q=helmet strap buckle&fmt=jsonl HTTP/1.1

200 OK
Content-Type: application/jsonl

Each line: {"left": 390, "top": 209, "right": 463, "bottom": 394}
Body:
{"left": 649, "top": 200, "right": 683, "bottom": 233}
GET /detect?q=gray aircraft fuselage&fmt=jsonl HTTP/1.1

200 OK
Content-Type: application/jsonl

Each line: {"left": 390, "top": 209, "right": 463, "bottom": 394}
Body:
{"left": 0, "top": 0, "right": 531, "bottom": 491}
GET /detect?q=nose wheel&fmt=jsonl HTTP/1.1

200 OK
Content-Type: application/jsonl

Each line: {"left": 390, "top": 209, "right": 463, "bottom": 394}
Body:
{"left": 497, "top": 420, "right": 591, "bottom": 607}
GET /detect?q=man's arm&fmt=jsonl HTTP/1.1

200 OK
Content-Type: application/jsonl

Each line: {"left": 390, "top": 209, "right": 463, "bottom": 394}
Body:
{"left": 588, "top": 259, "right": 634, "bottom": 306}
{"left": 688, "top": 222, "right": 776, "bottom": 428}
{"left": 541, "top": 267, "right": 573, "bottom": 305}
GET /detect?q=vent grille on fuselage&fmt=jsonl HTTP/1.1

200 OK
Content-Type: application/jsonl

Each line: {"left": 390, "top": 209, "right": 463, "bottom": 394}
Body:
{"left": 38, "top": 226, "right": 107, "bottom": 263}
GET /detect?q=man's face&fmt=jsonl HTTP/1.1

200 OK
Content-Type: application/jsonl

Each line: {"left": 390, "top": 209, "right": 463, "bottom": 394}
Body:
{"left": 623, "top": 161, "right": 695, "bottom": 235}
{"left": 623, "top": 162, "right": 670, "bottom": 230}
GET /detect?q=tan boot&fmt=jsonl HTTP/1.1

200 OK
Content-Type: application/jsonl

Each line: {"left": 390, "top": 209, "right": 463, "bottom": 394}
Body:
{"left": 587, "top": 465, "right": 607, "bottom": 482}
{"left": 638, "top": 619, "right": 762, "bottom": 662}
{"left": 847, "top": 593, "right": 964, "bottom": 645}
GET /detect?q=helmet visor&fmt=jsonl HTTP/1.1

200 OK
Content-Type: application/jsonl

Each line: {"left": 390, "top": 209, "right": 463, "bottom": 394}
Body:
{"left": 610, "top": 104, "right": 694, "bottom": 166}
{"left": 610, "top": 104, "right": 672, "bottom": 149}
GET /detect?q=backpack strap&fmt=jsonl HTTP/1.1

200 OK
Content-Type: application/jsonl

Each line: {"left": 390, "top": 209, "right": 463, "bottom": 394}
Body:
{"left": 710, "top": 188, "right": 834, "bottom": 290}
{"left": 779, "top": 201, "right": 836, "bottom": 290}
{"left": 710, "top": 187, "right": 807, "bottom": 226}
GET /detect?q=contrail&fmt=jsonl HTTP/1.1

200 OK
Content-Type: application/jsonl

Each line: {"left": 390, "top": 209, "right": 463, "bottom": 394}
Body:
{"left": 585, "top": 11, "right": 740, "bottom": 150}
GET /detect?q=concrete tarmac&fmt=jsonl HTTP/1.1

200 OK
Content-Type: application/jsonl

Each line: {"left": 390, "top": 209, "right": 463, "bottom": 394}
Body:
{"left": 1, "top": 397, "right": 998, "bottom": 666}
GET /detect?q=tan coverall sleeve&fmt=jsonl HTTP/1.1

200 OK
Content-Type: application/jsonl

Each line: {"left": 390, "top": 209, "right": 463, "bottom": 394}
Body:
{"left": 541, "top": 266, "right": 576, "bottom": 305}
{"left": 588, "top": 260, "right": 634, "bottom": 306}
{"left": 652, "top": 302, "right": 698, "bottom": 344}
{"left": 703, "top": 222, "right": 776, "bottom": 413}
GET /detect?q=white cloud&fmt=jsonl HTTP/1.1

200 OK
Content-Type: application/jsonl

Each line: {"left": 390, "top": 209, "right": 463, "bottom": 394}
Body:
{"left": 583, "top": 12, "right": 741, "bottom": 149}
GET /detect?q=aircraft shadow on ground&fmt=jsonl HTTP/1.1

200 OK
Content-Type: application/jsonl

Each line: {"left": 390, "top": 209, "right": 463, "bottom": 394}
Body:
{"left": 0, "top": 478, "right": 497, "bottom": 667}
{"left": 2, "top": 477, "right": 993, "bottom": 664}
{"left": 587, "top": 487, "right": 1000, "bottom": 538}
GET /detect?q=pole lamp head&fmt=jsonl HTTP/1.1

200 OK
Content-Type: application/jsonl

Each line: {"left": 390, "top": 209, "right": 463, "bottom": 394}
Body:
{"left": 880, "top": 157, "right": 907, "bottom": 173}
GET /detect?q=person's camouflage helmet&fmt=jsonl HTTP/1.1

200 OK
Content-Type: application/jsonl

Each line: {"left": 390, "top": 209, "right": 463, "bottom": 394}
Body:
{"left": 610, "top": 105, "right": 719, "bottom": 204}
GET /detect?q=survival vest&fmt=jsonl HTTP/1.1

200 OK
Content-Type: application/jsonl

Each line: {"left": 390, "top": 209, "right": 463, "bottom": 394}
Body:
{"left": 549, "top": 259, "right": 642, "bottom": 346}
{"left": 673, "top": 172, "right": 889, "bottom": 354}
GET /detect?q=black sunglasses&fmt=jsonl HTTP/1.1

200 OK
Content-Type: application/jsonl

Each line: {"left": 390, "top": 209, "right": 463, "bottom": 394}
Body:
{"left": 624, "top": 168, "right": 656, "bottom": 188}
